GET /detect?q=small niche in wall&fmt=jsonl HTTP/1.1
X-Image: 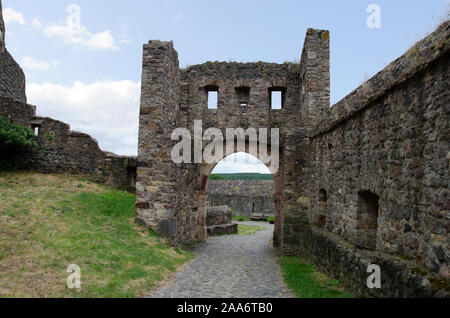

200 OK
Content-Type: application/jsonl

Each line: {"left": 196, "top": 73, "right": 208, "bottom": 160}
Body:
{"left": 126, "top": 166, "right": 137, "bottom": 187}
{"left": 356, "top": 190, "right": 380, "bottom": 251}
{"left": 269, "top": 87, "right": 286, "bottom": 110}
{"left": 205, "top": 85, "right": 219, "bottom": 109}
{"left": 317, "top": 189, "right": 327, "bottom": 228}
{"left": 235, "top": 86, "right": 250, "bottom": 107}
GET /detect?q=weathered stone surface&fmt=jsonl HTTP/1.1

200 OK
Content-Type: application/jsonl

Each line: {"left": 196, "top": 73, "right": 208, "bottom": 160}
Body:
{"left": 284, "top": 224, "right": 449, "bottom": 298}
{"left": 0, "top": 49, "right": 26, "bottom": 103}
{"left": 206, "top": 205, "right": 233, "bottom": 226}
{"left": 206, "top": 206, "right": 237, "bottom": 236}
{"left": 207, "top": 223, "right": 238, "bottom": 236}
{"left": 208, "top": 180, "right": 274, "bottom": 217}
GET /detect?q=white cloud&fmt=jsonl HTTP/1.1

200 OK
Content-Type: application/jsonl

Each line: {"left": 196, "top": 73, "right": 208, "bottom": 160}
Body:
{"left": 42, "top": 24, "right": 119, "bottom": 51}
{"left": 21, "top": 56, "right": 61, "bottom": 71}
{"left": 3, "top": 8, "right": 26, "bottom": 25}
{"left": 31, "top": 18, "right": 43, "bottom": 29}
{"left": 84, "top": 30, "right": 117, "bottom": 50}
{"left": 26, "top": 80, "right": 140, "bottom": 156}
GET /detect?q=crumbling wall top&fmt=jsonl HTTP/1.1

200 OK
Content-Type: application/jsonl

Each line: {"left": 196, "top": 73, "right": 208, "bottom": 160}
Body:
{"left": 314, "top": 21, "right": 450, "bottom": 137}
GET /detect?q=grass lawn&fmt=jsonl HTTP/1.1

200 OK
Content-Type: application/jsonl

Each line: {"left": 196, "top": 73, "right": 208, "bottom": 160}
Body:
{"left": 232, "top": 216, "right": 253, "bottom": 222}
{"left": 280, "top": 257, "right": 353, "bottom": 298}
{"left": 237, "top": 224, "right": 265, "bottom": 235}
{"left": 0, "top": 172, "right": 193, "bottom": 297}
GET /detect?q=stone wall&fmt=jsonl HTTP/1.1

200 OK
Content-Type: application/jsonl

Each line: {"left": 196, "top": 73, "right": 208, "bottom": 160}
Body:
{"left": 0, "top": 99, "right": 137, "bottom": 191}
{"left": 136, "top": 40, "right": 200, "bottom": 242}
{"left": 208, "top": 180, "right": 274, "bottom": 217}
{"left": 0, "top": 96, "right": 35, "bottom": 125}
{"left": 286, "top": 224, "right": 447, "bottom": 298}
{"left": 283, "top": 21, "right": 450, "bottom": 296}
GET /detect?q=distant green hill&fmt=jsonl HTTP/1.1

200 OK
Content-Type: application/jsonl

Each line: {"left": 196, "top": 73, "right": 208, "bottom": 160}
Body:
{"left": 210, "top": 173, "right": 273, "bottom": 181}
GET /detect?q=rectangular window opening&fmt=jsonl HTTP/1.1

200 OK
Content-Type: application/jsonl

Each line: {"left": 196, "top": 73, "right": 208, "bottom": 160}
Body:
{"left": 271, "top": 90, "right": 283, "bottom": 110}
{"left": 33, "top": 126, "right": 40, "bottom": 137}
{"left": 236, "top": 86, "right": 250, "bottom": 107}
{"left": 207, "top": 91, "right": 218, "bottom": 109}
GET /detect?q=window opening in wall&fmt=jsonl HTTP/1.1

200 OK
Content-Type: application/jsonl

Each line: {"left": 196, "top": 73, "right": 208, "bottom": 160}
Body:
{"left": 269, "top": 87, "right": 285, "bottom": 110}
{"left": 208, "top": 91, "right": 218, "bottom": 109}
{"left": 356, "top": 190, "right": 380, "bottom": 251}
{"left": 33, "top": 126, "right": 40, "bottom": 137}
{"left": 205, "top": 86, "right": 219, "bottom": 109}
{"left": 235, "top": 86, "right": 250, "bottom": 107}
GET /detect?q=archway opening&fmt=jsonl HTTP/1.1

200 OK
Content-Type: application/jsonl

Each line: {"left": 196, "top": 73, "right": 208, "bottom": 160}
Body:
{"left": 202, "top": 152, "right": 279, "bottom": 243}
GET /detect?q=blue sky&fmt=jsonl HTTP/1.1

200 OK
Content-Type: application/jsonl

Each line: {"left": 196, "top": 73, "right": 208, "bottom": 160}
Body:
{"left": 3, "top": 0, "right": 449, "bottom": 172}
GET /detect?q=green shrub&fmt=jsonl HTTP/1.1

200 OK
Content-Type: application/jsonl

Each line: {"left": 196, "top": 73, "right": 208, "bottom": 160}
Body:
{"left": 0, "top": 116, "right": 38, "bottom": 170}
{"left": 0, "top": 116, "right": 38, "bottom": 151}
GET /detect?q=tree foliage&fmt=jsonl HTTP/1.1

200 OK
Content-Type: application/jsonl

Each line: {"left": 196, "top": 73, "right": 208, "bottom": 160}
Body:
{"left": 0, "top": 116, "right": 38, "bottom": 151}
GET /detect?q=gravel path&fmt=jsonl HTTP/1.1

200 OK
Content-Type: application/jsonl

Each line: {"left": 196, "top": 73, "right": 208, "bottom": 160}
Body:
{"left": 152, "top": 221, "right": 295, "bottom": 298}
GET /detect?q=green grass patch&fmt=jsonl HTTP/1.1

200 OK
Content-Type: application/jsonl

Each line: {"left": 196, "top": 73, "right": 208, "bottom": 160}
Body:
{"left": 237, "top": 224, "right": 265, "bottom": 236}
{"left": 232, "top": 215, "right": 252, "bottom": 222}
{"left": 0, "top": 172, "right": 193, "bottom": 297}
{"left": 232, "top": 215, "right": 272, "bottom": 223}
{"left": 280, "top": 257, "right": 352, "bottom": 298}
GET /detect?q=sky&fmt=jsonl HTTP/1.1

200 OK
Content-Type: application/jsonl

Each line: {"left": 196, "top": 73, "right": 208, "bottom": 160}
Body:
{"left": 3, "top": 0, "right": 449, "bottom": 173}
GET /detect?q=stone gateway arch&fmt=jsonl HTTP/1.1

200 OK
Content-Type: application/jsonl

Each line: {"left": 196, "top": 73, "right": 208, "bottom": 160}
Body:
{"left": 136, "top": 24, "right": 450, "bottom": 297}
{"left": 135, "top": 29, "right": 331, "bottom": 247}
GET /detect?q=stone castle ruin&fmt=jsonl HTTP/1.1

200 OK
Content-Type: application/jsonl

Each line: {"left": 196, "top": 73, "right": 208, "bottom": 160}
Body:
{"left": 136, "top": 22, "right": 449, "bottom": 297}
{"left": 0, "top": 0, "right": 448, "bottom": 296}
{"left": 0, "top": 0, "right": 136, "bottom": 191}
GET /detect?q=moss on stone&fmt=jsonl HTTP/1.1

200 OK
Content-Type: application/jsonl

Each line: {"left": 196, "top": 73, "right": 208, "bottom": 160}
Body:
{"left": 428, "top": 276, "right": 450, "bottom": 292}
{"left": 411, "top": 266, "right": 428, "bottom": 276}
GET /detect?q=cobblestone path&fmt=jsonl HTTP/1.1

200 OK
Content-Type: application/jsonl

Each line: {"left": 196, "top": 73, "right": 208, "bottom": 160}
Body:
{"left": 152, "top": 221, "right": 295, "bottom": 298}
